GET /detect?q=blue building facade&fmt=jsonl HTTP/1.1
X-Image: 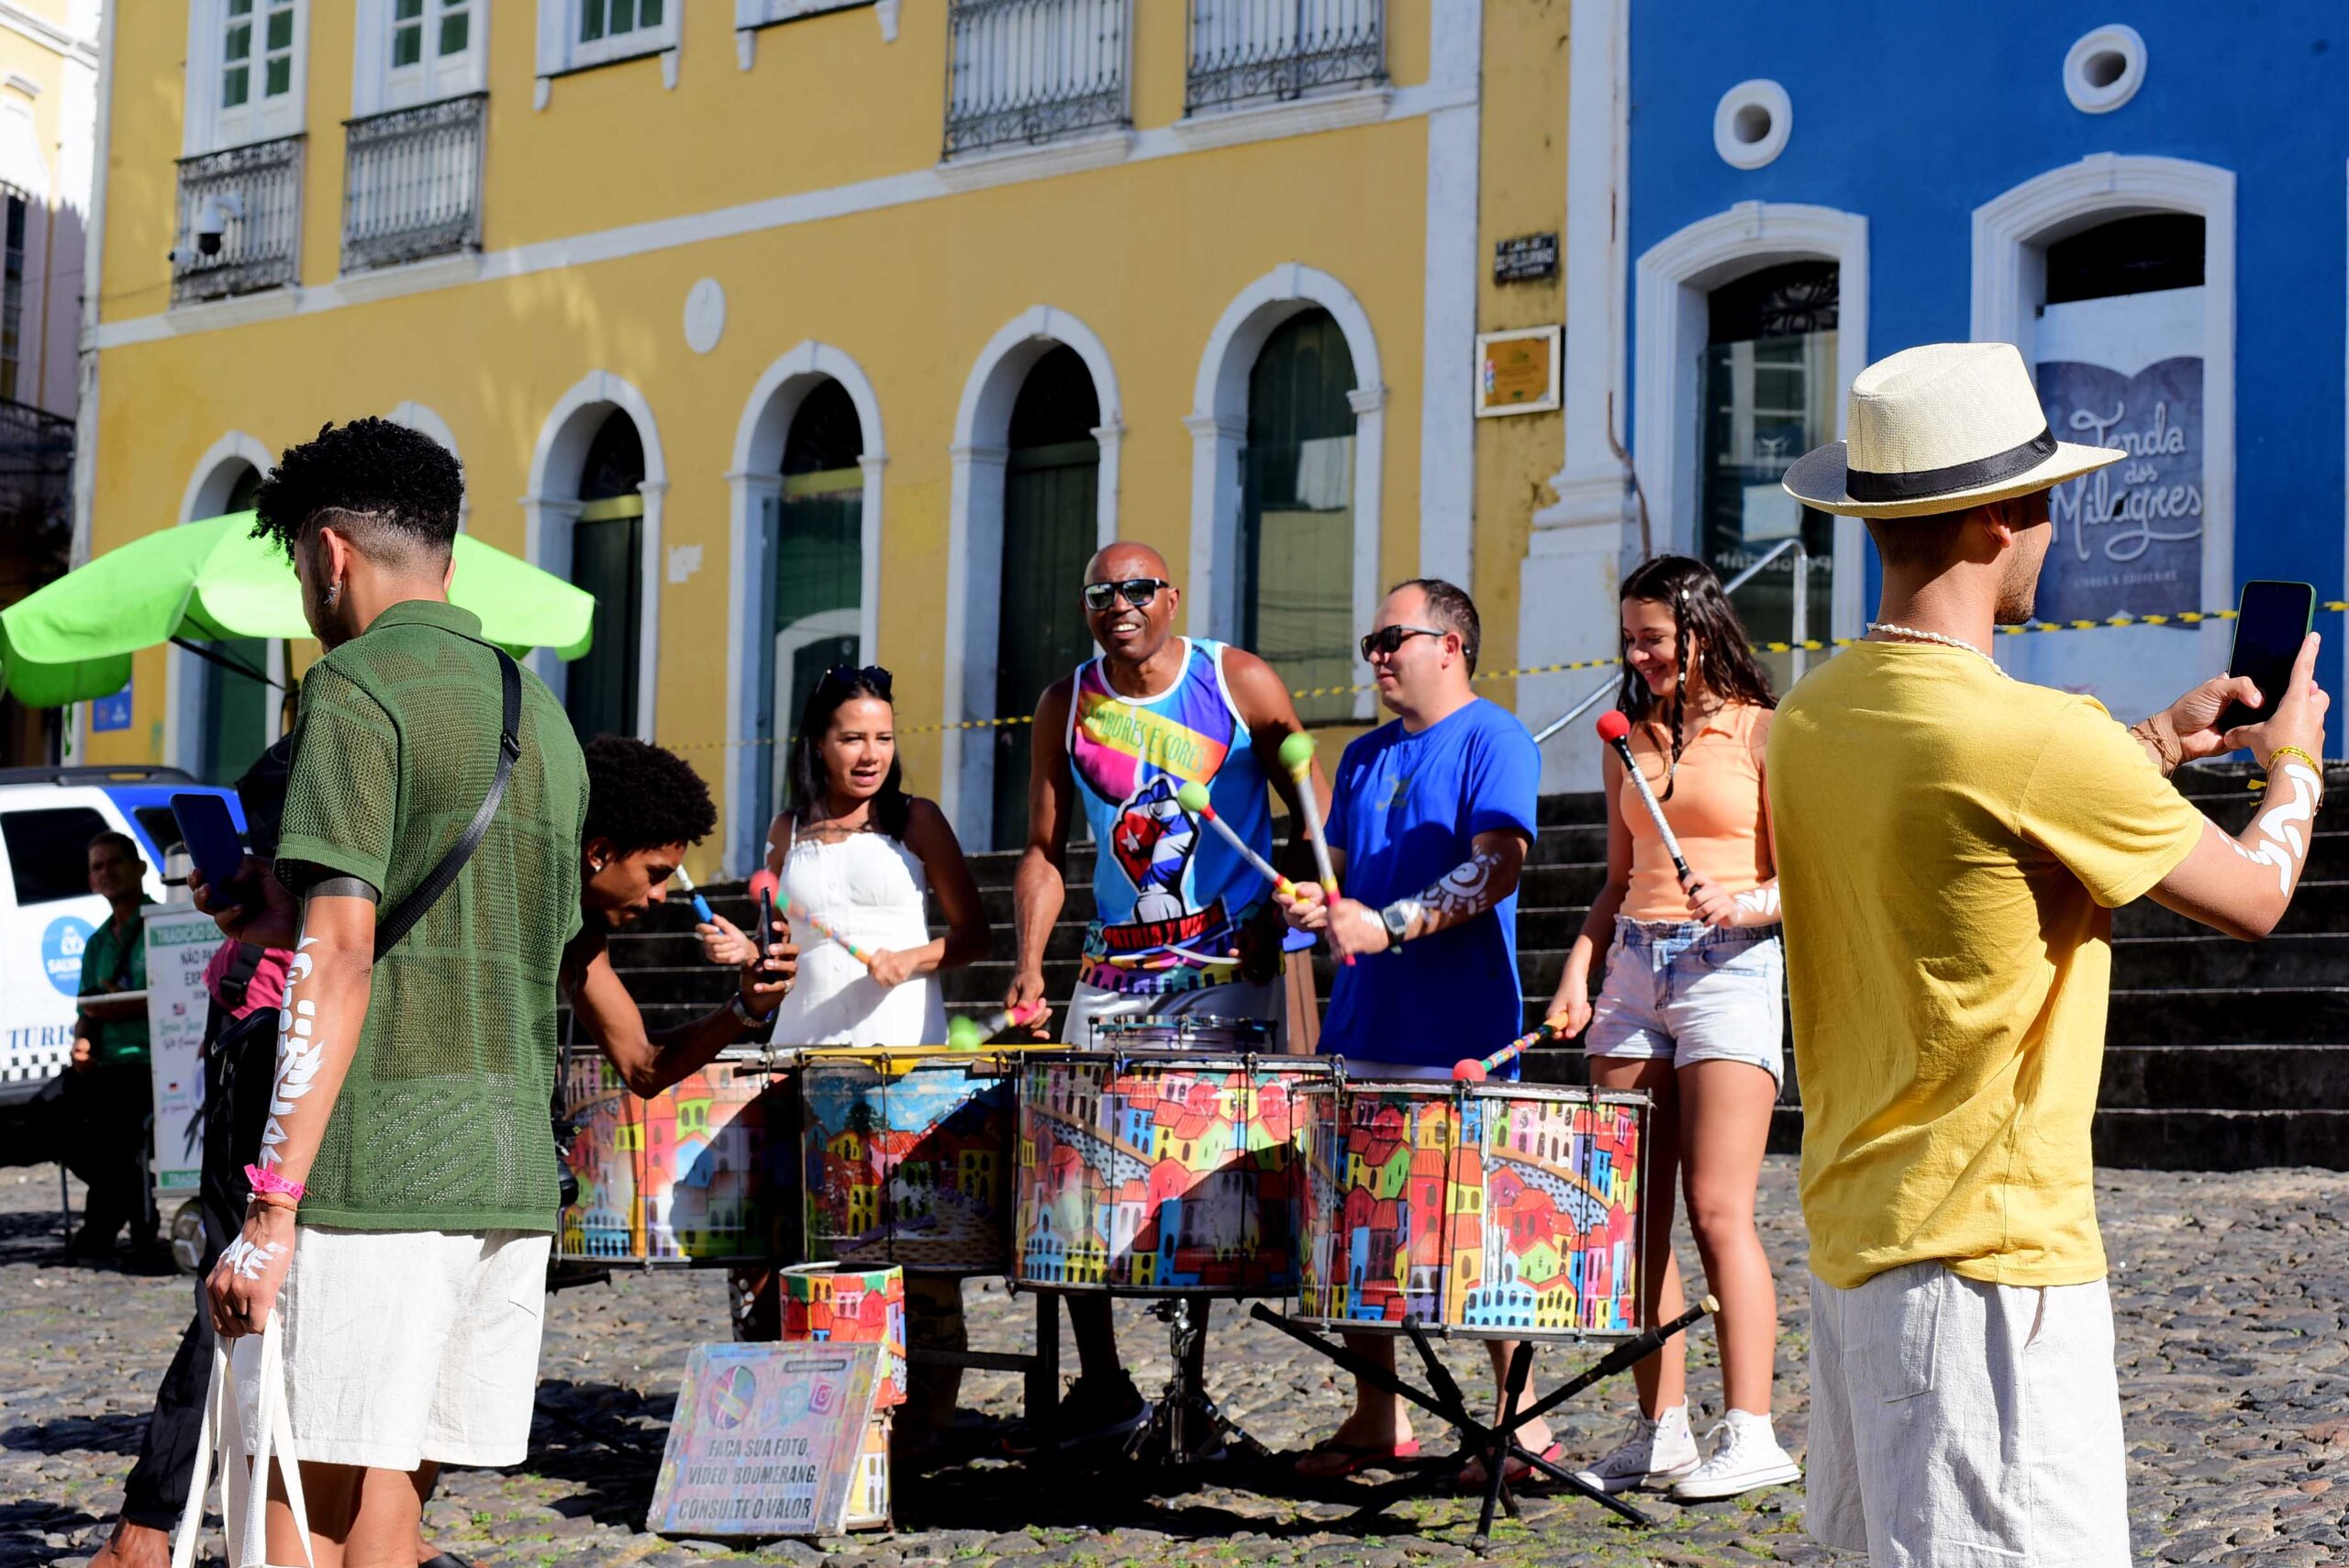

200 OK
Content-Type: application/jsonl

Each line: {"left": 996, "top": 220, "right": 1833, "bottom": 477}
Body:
{"left": 1609, "top": 1, "right": 2343, "bottom": 732}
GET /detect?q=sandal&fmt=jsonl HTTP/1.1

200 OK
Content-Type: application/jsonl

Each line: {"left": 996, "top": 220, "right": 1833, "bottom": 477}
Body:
{"left": 1294, "top": 1436, "right": 1424, "bottom": 1478}
{"left": 1455, "top": 1440, "right": 1564, "bottom": 1490}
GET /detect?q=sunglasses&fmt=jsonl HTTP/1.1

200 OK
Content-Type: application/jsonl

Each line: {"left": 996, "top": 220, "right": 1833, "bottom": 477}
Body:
{"left": 1082, "top": 577, "right": 1173, "bottom": 613}
{"left": 819, "top": 664, "right": 894, "bottom": 697}
{"left": 1359, "top": 624, "right": 1450, "bottom": 662}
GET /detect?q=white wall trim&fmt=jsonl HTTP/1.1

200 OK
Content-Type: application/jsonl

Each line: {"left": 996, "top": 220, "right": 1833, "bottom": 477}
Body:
{"left": 521, "top": 368, "right": 666, "bottom": 742}
{"left": 1972, "top": 151, "right": 2236, "bottom": 687}
{"left": 64, "top": 0, "right": 111, "bottom": 764}
{"left": 1417, "top": 0, "right": 1480, "bottom": 589}
{"left": 101, "top": 77, "right": 1477, "bottom": 350}
{"left": 935, "top": 128, "right": 1134, "bottom": 192}
{"left": 384, "top": 399, "right": 467, "bottom": 527}
{"left": 0, "top": 2, "right": 97, "bottom": 64}
{"left": 1169, "top": 86, "right": 1388, "bottom": 151}
{"left": 723, "top": 339, "right": 887, "bottom": 873}
{"left": 168, "top": 431, "right": 275, "bottom": 772}
{"left": 1184, "top": 261, "right": 1386, "bottom": 723}
{"left": 1634, "top": 200, "right": 1870, "bottom": 639}
{"left": 941, "top": 305, "right": 1122, "bottom": 836}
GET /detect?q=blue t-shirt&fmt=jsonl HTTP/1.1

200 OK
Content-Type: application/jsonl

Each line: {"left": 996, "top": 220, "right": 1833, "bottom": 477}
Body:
{"left": 1319, "top": 698, "right": 1541, "bottom": 1071}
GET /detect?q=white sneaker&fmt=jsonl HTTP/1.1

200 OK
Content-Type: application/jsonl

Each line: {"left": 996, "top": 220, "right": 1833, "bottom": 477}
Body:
{"left": 1668, "top": 1409, "right": 1801, "bottom": 1501}
{"left": 1570, "top": 1404, "right": 1700, "bottom": 1495}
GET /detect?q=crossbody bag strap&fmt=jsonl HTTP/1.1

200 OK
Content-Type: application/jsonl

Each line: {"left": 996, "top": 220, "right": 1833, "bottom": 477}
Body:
{"left": 373, "top": 648, "right": 522, "bottom": 961}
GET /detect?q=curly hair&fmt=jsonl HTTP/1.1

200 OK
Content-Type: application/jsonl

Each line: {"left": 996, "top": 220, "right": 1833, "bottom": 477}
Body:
{"left": 1614, "top": 555, "right": 1776, "bottom": 800}
{"left": 250, "top": 417, "right": 464, "bottom": 562}
{"left": 583, "top": 736, "right": 718, "bottom": 855}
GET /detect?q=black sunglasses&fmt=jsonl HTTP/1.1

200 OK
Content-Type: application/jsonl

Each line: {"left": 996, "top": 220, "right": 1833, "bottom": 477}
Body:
{"left": 820, "top": 664, "right": 894, "bottom": 697}
{"left": 1082, "top": 577, "right": 1173, "bottom": 613}
{"left": 1358, "top": 624, "right": 1449, "bottom": 662}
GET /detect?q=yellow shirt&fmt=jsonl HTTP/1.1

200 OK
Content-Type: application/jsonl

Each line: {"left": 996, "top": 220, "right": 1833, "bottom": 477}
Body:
{"left": 1767, "top": 642, "right": 2205, "bottom": 1289}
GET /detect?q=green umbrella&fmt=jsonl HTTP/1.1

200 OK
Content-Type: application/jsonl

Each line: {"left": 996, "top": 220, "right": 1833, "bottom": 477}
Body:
{"left": 0, "top": 512, "right": 596, "bottom": 707}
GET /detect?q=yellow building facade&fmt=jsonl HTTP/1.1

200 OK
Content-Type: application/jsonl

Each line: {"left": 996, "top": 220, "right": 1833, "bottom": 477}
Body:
{"left": 82, "top": 0, "right": 1573, "bottom": 875}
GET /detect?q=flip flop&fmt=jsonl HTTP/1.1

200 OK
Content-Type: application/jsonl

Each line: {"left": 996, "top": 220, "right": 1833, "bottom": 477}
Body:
{"left": 1455, "top": 1440, "right": 1565, "bottom": 1490}
{"left": 1294, "top": 1436, "right": 1423, "bottom": 1478}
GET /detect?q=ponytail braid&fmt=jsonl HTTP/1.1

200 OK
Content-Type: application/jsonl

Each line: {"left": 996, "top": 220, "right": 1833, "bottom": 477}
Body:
{"left": 1664, "top": 606, "right": 1691, "bottom": 802}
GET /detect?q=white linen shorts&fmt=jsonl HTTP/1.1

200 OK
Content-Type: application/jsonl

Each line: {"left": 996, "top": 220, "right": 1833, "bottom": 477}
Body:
{"left": 1806, "top": 1262, "right": 2132, "bottom": 1567}
{"left": 262, "top": 1225, "right": 552, "bottom": 1471}
{"left": 1586, "top": 917, "right": 1785, "bottom": 1085}
{"left": 1062, "top": 974, "right": 1286, "bottom": 1051}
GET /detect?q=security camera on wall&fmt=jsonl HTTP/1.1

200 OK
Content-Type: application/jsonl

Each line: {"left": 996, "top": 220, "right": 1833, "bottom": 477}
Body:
{"left": 181, "top": 191, "right": 244, "bottom": 261}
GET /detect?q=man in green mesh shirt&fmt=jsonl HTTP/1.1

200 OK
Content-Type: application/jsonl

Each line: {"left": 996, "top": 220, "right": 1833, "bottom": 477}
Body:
{"left": 193, "top": 418, "right": 586, "bottom": 1568}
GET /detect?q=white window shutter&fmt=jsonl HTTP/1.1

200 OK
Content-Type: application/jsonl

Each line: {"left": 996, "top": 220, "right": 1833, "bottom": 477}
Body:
{"left": 734, "top": 0, "right": 767, "bottom": 28}
{"left": 535, "top": 0, "right": 570, "bottom": 77}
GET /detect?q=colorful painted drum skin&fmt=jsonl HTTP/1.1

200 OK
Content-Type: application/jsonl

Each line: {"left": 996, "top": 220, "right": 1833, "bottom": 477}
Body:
{"left": 559, "top": 1051, "right": 796, "bottom": 1263}
{"left": 1014, "top": 1018, "right": 1333, "bottom": 1296}
{"left": 799, "top": 1052, "right": 1019, "bottom": 1274}
{"left": 1295, "top": 1078, "right": 1649, "bottom": 1339}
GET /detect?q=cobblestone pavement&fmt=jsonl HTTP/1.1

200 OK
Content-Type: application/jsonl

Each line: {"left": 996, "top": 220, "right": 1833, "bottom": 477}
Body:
{"left": 6, "top": 1160, "right": 2347, "bottom": 1568}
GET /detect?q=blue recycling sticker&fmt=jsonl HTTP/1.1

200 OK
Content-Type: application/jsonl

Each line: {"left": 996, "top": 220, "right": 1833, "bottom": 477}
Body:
{"left": 42, "top": 917, "right": 95, "bottom": 996}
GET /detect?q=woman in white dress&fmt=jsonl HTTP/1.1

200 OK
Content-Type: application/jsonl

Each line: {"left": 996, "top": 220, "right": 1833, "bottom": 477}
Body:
{"left": 703, "top": 665, "right": 987, "bottom": 1448}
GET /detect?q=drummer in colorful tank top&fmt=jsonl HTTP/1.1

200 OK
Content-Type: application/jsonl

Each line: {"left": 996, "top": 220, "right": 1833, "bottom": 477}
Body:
{"left": 1007, "top": 539, "right": 1329, "bottom": 1454}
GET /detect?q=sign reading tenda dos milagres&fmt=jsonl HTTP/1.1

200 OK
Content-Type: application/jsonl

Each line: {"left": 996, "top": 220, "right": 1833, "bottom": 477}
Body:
{"left": 2034, "top": 353, "right": 2204, "bottom": 623}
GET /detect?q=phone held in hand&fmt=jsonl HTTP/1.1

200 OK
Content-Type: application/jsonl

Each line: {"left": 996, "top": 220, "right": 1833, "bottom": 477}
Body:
{"left": 170, "top": 792, "right": 252, "bottom": 904}
{"left": 2218, "top": 581, "right": 2316, "bottom": 736}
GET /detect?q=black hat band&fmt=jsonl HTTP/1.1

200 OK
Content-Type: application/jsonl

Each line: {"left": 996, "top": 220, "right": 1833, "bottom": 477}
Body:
{"left": 1845, "top": 427, "right": 2057, "bottom": 503}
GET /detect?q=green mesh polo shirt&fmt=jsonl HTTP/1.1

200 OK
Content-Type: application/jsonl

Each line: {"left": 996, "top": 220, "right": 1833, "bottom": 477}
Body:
{"left": 274, "top": 598, "right": 586, "bottom": 1232}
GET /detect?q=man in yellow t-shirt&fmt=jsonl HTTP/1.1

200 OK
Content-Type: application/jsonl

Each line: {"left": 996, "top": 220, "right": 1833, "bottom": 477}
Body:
{"left": 1772, "top": 342, "right": 2331, "bottom": 1567}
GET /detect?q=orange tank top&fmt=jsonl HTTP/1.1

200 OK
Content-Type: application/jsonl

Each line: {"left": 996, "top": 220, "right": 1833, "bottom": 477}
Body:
{"left": 1618, "top": 701, "right": 1773, "bottom": 922}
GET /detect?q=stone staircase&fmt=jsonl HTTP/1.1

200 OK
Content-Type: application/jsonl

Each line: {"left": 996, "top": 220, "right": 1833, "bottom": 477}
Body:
{"left": 596, "top": 761, "right": 2349, "bottom": 1173}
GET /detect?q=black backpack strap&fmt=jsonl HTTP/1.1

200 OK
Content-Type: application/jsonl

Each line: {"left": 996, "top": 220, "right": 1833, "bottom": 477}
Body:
{"left": 216, "top": 941, "right": 266, "bottom": 1012}
{"left": 373, "top": 648, "right": 523, "bottom": 961}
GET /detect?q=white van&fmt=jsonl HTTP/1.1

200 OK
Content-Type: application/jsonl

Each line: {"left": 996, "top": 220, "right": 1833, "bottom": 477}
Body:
{"left": 0, "top": 765, "right": 243, "bottom": 1106}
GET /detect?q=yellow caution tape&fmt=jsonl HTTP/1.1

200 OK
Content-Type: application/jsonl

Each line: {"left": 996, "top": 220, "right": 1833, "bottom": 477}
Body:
{"left": 669, "top": 600, "right": 2349, "bottom": 753}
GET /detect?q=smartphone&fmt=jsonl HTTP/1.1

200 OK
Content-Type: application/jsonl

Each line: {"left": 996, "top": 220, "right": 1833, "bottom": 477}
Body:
{"left": 170, "top": 792, "right": 249, "bottom": 893}
{"left": 2218, "top": 581, "right": 2316, "bottom": 736}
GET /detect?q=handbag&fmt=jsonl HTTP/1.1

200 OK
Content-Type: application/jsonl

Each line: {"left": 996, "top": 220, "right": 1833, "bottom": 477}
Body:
{"left": 169, "top": 1311, "right": 314, "bottom": 1568}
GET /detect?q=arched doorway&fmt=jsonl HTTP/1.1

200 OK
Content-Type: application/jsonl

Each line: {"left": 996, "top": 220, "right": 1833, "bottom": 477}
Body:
{"left": 1241, "top": 308, "right": 1356, "bottom": 722}
{"left": 567, "top": 409, "right": 646, "bottom": 741}
{"left": 181, "top": 458, "right": 272, "bottom": 783}
{"left": 1698, "top": 260, "right": 1839, "bottom": 695}
{"left": 757, "top": 377, "right": 865, "bottom": 820}
{"left": 991, "top": 344, "right": 1099, "bottom": 849}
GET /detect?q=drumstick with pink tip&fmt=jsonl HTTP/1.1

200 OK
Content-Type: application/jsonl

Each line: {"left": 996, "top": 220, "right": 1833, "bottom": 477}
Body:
{"left": 1175, "top": 781, "right": 1296, "bottom": 898}
{"left": 1596, "top": 710, "right": 1691, "bottom": 884}
{"left": 946, "top": 1002, "right": 1047, "bottom": 1051}
{"left": 749, "top": 869, "right": 874, "bottom": 969}
{"left": 1453, "top": 1014, "right": 1575, "bottom": 1081}
{"left": 1274, "top": 732, "right": 1354, "bottom": 967}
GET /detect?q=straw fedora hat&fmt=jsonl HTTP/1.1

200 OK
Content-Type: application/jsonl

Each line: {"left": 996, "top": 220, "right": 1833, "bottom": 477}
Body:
{"left": 1781, "top": 341, "right": 2124, "bottom": 519}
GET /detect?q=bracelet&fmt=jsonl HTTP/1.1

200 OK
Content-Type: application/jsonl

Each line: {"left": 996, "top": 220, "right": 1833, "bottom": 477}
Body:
{"left": 244, "top": 1162, "right": 305, "bottom": 1201}
{"left": 2269, "top": 746, "right": 2325, "bottom": 803}
{"left": 246, "top": 1188, "right": 299, "bottom": 1215}
{"left": 728, "top": 992, "right": 775, "bottom": 1029}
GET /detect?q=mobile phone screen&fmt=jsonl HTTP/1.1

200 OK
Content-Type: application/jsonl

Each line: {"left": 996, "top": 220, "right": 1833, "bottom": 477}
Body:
{"left": 169, "top": 791, "right": 248, "bottom": 891}
{"left": 2218, "top": 581, "right": 2316, "bottom": 735}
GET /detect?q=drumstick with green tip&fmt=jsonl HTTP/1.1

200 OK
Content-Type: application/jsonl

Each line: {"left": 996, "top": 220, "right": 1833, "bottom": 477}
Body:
{"left": 1275, "top": 731, "right": 1353, "bottom": 967}
{"left": 946, "top": 1002, "right": 1047, "bottom": 1051}
{"left": 1174, "top": 781, "right": 1296, "bottom": 898}
{"left": 1453, "top": 1014, "right": 1575, "bottom": 1081}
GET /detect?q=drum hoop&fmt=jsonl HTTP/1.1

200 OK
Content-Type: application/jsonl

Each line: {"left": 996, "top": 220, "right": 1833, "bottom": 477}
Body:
{"left": 1030, "top": 1049, "right": 1334, "bottom": 1076}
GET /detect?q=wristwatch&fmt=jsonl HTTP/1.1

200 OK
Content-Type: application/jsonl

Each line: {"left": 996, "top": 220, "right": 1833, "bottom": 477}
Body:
{"left": 727, "top": 992, "right": 774, "bottom": 1029}
{"left": 1380, "top": 899, "right": 1421, "bottom": 949}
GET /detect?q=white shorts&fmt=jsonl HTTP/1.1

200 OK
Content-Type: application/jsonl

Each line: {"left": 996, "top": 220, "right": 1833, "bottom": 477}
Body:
{"left": 1586, "top": 918, "right": 1785, "bottom": 1085}
{"left": 1806, "top": 1263, "right": 2131, "bottom": 1567}
{"left": 266, "top": 1226, "right": 552, "bottom": 1471}
{"left": 1062, "top": 975, "right": 1286, "bottom": 1050}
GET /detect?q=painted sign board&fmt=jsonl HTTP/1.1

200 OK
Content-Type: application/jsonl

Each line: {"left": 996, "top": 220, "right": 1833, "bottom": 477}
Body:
{"left": 647, "top": 1340, "right": 885, "bottom": 1538}
{"left": 145, "top": 908, "right": 220, "bottom": 1194}
{"left": 1475, "top": 327, "right": 1563, "bottom": 417}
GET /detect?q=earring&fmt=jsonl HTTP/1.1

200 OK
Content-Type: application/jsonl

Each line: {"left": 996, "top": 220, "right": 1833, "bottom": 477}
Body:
{"left": 591, "top": 858, "right": 605, "bottom": 872}
{"left": 322, "top": 579, "right": 341, "bottom": 612}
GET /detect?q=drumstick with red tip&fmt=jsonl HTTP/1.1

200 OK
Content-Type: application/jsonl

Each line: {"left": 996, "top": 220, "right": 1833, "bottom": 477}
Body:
{"left": 1596, "top": 710, "right": 1691, "bottom": 884}
{"left": 749, "top": 869, "right": 873, "bottom": 969}
{"left": 947, "top": 1002, "right": 1047, "bottom": 1051}
{"left": 1274, "top": 732, "right": 1354, "bottom": 967}
{"left": 1175, "top": 782, "right": 1296, "bottom": 898}
{"left": 1453, "top": 1014, "right": 1575, "bottom": 1081}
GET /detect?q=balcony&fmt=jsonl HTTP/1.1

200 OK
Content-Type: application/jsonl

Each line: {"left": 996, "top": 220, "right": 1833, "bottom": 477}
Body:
{"left": 172, "top": 134, "right": 305, "bottom": 306}
{"left": 0, "top": 397, "right": 74, "bottom": 552}
{"left": 341, "top": 93, "right": 487, "bottom": 274}
{"left": 944, "top": 0, "right": 1130, "bottom": 160}
{"left": 1186, "top": 0, "right": 1385, "bottom": 115}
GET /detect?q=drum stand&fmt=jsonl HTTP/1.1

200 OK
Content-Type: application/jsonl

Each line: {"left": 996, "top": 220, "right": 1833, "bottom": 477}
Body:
{"left": 1126, "top": 1298, "right": 1271, "bottom": 1467}
{"left": 1249, "top": 1297, "right": 1718, "bottom": 1552}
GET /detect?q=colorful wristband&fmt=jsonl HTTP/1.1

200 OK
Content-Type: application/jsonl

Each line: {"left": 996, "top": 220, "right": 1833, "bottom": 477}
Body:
{"left": 244, "top": 1162, "right": 306, "bottom": 1201}
{"left": 2269, "top": 745, "right": 2322, "bottom": 783}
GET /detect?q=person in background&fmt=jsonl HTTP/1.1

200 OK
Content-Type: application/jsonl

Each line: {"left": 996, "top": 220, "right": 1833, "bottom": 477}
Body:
{"left": 63, "top": 830, "right": 160, "bottom": 1262}
{"left": 1276, "top": 579, "right": 1551, "bottom": 1485}
{"left": 1551, "top": 555, "right": 1798, "bottom": 1502}
{"left": 1004, "top": 541, "right": 1324, "bottom": 1457}
{"left": 1774, "top": 341, "right": 2329, "bottom": 1564}
{"left": 702, "top": 667, "right": 985, "bottom": 1450}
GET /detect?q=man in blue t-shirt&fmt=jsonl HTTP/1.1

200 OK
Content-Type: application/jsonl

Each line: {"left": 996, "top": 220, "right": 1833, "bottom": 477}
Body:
{"left": 1276, "top": 577, "right": 1549, "bottom": 1481}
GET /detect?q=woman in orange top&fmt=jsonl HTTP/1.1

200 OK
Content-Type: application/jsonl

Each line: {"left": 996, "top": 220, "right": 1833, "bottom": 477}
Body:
{"left": 1548, "top": 555, "right": 1797, "bottom": 1503}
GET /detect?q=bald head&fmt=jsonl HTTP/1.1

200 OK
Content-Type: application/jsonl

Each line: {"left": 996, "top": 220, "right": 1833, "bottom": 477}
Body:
{"left": 1081, "top": 540, "right": 1181, "bottom": 671}
{"left": 1085, "top": 541, "right": 1171, "bottom": 584}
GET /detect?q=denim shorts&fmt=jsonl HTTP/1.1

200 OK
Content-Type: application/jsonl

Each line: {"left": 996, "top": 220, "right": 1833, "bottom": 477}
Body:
{"left": 1585, "top": 917, "right": 1785, "bottom": 1084}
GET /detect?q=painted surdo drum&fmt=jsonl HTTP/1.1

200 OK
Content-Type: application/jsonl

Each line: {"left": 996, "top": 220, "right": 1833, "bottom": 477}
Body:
{"left": 558, "top": 1051, "right": 796, "bottom": 1263}
{"left": 799, "top": 1051, "right": 1018, "bottom": 1274}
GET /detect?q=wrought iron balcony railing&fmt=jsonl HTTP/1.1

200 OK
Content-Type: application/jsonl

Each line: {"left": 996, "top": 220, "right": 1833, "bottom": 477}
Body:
{"left": 0, "top": 396, "right": 75, "bottom": 543}
{"left": 342, "top": 92, "right": 487, "bottom": 273}
{"left": 172, "top": 134, "right": 305, "bottom": 306}
{"left": 1186, "top": 0, "right": 1385, "bottom": 115}
{"left": 944, "top": 0, "right": 1130, "bottom": 159}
